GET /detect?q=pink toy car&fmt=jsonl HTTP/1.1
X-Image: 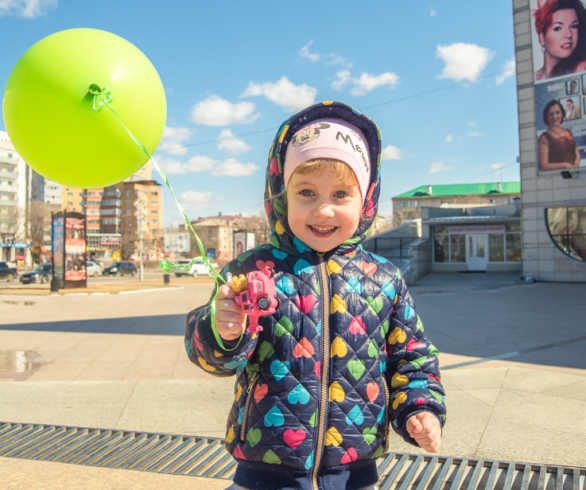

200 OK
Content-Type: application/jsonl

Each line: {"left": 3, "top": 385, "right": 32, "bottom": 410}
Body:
{"left": 233, "top": 267, "right": 280, "bottom": 334}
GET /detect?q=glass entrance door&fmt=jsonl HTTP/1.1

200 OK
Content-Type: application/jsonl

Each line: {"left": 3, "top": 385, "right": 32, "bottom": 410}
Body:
{"left": 466, "top": 234, "right": 488, "bottom": 271}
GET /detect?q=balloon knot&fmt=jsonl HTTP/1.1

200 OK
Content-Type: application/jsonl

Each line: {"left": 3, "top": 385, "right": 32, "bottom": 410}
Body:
{"left": 90, "top": 85, "right": 112, "bottom": 113}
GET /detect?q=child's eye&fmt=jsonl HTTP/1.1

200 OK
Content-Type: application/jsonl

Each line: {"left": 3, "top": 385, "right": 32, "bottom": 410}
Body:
{"left": 300, "top": 189, "right": 314, "bottom": 197}
{"left": 334, "top": 191, "right": 348, "bottom": 198}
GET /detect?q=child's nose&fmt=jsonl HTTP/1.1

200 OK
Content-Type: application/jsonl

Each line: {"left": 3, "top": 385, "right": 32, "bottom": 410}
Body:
{"left": 313, "top": 202, "right": 335, "bottom": 218}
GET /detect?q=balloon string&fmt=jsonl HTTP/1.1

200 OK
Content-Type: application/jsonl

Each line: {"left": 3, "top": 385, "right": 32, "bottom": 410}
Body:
{"left": 94, "top": 88, "right": 242, "bottom": 352}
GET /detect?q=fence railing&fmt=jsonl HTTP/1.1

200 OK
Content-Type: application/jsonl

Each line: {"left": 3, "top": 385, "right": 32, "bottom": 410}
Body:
{"left": 363, "top": 237, "right": 419, "bottom": 259}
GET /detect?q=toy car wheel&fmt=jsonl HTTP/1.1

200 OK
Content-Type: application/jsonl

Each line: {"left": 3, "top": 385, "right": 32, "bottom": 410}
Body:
{"left": 256, "top": 294, "right": 271, "bottom": 311}
{"left": 274, "top": 298, "right": 281, "bottom": 310}
{"left": 175, "top": 273, "right": 182, "bottom": 277}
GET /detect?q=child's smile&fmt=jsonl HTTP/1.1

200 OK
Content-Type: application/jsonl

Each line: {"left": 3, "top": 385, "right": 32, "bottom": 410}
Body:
{"left": 286, "top": 166, "right": 363, "bottom": 253}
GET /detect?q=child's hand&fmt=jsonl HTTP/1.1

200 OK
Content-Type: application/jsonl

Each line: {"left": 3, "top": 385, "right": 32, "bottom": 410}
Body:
{"left": 406, "top": 412, "right": 442, "bottom": 453}
{"left": 214, "top": 285, "right": 247, "bottom": 341}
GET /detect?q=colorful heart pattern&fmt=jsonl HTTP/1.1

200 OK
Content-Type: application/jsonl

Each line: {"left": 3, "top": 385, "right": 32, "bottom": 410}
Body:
{"left": 346, "top": 276, "right": 363, "bottom": 294}
{"left": 276, "top": 276, "right": 294, "bottom": 294}
{"left": 283, "top": 429, "right": 306, "bottom": 449}
{"left": 296, "top": 294, "right": 316, "bottom": 314}
{"left": 293, "top": 338, "right": 315, "bottom": 358}
{"left": 254, "top": 383, "right": 268, "bottom": 403}
{"left": 349, "top": 316, "right": 366, "bottom": 336}
{"left": 270, "top": 360, "right": 290, "bottom": 381}
{"left": 264, "top": 406, "right": 285, "bottom": 427}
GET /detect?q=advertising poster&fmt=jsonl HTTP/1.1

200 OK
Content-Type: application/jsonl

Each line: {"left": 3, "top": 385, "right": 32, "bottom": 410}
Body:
{"left": 233, "top": 231, "right": 245, "bottom": 258}
{"left": 65, "top": 216, "right": 86, "bottom": 281}
{"left": 52, "top": 216, "right": 64, "bottom": 280}
{"left": 246, "top": 232, "right": 256, "bottom": 251}
{"left": 531, "top": 0, "right": 586, "bottom": 172}
{"left": 164, "top": 232, "right": 190, "bottom": 252}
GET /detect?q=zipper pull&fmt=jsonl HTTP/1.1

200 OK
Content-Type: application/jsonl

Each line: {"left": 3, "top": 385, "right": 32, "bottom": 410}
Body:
{"left": 247, "top": 373, "right": 260, "bottom": 393}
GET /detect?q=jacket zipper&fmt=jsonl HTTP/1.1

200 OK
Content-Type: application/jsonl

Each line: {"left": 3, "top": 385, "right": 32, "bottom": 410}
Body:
{"left": 381, "top": 375, "right": 391, "bottom": 452}
{"left": 240, "top": 372, "right": 260, "bottom": 441}
{"left": 311, "top": 253, "right": 330, "bottom": 490}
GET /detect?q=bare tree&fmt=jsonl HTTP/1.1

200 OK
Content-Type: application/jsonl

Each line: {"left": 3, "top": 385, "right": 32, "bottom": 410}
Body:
{"left": 26, "top": 201, "right": 57, "bottom": 252}
{"left": 1, "top": 206, "right": 24, "bottom": 259}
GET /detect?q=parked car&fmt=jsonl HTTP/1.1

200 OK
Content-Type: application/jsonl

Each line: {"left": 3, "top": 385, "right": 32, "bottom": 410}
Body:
{"left": 0, "top": 261, "right": 18, "bottom": 282}
{"left": 174, "top": 258, "right": 219, "bottom": 277}
{"left": 20, "top": 264, "right": 51, "bottom": 284}
{"left": 86, "top": 261, "right": 102, "bottom": 277}
{"left": 103, "top": 262, "right": 137, "bottom": 276}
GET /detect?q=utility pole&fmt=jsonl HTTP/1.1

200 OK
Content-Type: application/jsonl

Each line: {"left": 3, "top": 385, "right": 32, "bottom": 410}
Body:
{"left": 134, "top": 198, "right": 147, "bottom": 282}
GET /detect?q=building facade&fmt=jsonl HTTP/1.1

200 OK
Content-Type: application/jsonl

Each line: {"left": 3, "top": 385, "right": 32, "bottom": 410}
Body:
{"left": 513, "top": 0, "right": 586, "bottom": 282}
{"left": 120, "top": 180, "right": 163, "bottom": 261}
{"left": 0, "top": 131, "right": 29, "bottom": 262}
{"left": 392, "top": 183, "right": 521, "bottom": 228}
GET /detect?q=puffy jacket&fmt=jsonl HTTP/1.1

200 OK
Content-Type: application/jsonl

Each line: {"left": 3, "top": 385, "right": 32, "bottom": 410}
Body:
{"left": 185, "top": 102, "right": 446, "bottom": 490}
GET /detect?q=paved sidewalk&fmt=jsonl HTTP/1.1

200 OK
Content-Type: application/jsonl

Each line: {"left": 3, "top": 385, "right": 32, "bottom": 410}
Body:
{"left": 1, "top": 277, "right": 585, "bottom": 488}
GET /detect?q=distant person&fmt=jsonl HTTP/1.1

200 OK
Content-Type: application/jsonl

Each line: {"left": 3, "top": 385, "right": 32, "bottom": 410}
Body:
{"left": 569, "top": 79, "right": 579, "bottom": 93}
{"left": 235, "top": 240, "right": 243, "bottom": 257}
{"left": 565, "top": 97, "right": 582, "bottom": 119}
{"left": 534, "top": 0, "right": 586, "bottom": 81}
{"left": 539, "top": 100, "right": 581, "bottom": 170}
{"left": 184, "top": 102, "right": 446, "bottom": 490}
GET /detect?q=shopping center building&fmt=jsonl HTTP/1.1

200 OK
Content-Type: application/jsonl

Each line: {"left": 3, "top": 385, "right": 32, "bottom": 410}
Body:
{"left": 513, "top": 0, "right": 586, "bottom": 282}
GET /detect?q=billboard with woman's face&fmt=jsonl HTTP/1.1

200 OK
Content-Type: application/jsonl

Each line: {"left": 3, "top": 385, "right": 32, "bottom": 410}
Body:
{"left": 531, "top": 0, "right": 586, "bottom": 171}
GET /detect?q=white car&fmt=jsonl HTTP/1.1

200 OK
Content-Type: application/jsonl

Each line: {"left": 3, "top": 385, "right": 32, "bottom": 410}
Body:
{"left": 86, "top": 260, "right": 102, "bottom": 277}
{"left": 174, "top": 258, "right": 219, "bottom": 277}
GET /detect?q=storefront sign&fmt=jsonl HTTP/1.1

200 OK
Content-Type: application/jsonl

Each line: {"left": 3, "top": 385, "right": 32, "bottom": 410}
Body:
{"left": 164, "top": 233, "right": 190, "bottom": 252}
{"left": 65, "top": 216, "right": 86, "bottom": 281}
{"left": 100, "top": 235, "right": 120, "bottom": 245}
{"left": 448, "top": 226, "right": 505, "bottom": 234}
{"left": 52, "top": 216, "right": 64, "bottom": 280}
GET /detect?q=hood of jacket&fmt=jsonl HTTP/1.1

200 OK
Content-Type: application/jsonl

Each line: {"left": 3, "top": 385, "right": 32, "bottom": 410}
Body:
{"left": 264, "top": 101, "right": 382, "bottom": 260}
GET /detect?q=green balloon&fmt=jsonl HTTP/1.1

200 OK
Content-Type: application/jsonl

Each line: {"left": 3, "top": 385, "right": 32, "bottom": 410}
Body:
{"left": 3, "top": 28, "right": 166, "bottom": 188}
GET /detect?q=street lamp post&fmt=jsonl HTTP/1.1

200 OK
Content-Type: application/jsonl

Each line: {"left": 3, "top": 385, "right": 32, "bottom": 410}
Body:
{"left": 133, "top": 198, "right": 147, "bottom": 282}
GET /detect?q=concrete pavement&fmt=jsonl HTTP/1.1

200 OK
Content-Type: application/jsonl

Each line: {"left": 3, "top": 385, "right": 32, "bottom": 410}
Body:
{"left": 1, "top": 274, "right": 585, "bottom": 488}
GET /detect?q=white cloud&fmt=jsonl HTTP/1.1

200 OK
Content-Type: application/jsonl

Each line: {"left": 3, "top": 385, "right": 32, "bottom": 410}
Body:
{"left": 468, "top": 121, "right": 477, "bottom": 127}
{"left": 381, "top": 145, "right": 404, "bottom": 161}
{"left": 327, "top": 55, "right": 353, "bottom": 68}
{"left": 159, "top": 126, "right": 193, "bottom": 155}
{"left": 491, "top": 162, "right": 506, "bottom": 177}
{"left": 430, "top": 161, "right": 455, "bottom": 173}
{"left": 217, "top": 129, "right": 251, "bottom": 155}
{"left": 299, "top": 40, "right": 320, "bottom": 62}
{"left": 331, "top": 70, "right": 352, "bottom": 91}
{"left": 158, "top": 155, "right": 216, "bottom": 175}
{"left": 496, "top": 58, "right": 516, "bottom": 85}
{"left": 445, "top": 134, "right": 453, "bottom": 142}
{"left": 190, "top": 95, "right": 259, "bottom": 126}
{"left": 331, "top": 70, "right": 399, "bottom": 96}
{"left": 241, "top": 77, "right": 317, "bottom": 112}
{"left": 430, "top": 7, "right": 438, "bottom": 16}
{"left": 212, "top": 158, "right": 259, "bottom": 177}
{"left": 179, "top": 191, "right": 223, "bottom": 212}
{"left": 0, "top": 0, "right": 57, "bottom": 18}
{"left": 468, "top": 131, "right": 486, "bottom": 137}
{"left": 436, "top": 43, "right": 495, "bottom": 82}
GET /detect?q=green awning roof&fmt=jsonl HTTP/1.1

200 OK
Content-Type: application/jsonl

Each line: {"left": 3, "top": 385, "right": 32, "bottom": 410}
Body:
{"left": 393, "top": 182, "right": 520, "bottom": 199}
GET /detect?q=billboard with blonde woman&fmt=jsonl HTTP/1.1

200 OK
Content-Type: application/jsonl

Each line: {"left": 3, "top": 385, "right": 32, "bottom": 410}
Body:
{"left": 532, "top": 0, "right": 586, "bottom": 171}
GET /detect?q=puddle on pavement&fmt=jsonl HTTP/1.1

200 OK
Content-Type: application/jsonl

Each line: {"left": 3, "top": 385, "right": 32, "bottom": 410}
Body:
{"left": 0, "top": 350, "right": 42, "bottom": 374}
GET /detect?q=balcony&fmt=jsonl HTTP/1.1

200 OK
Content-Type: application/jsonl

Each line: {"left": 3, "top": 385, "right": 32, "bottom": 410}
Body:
{"left": 0, "top": 171, "right": 17, "bottom": 180}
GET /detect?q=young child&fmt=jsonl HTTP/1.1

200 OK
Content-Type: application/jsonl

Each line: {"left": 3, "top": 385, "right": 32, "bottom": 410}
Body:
{"left": 185, "top": 102, "right": 446, "bottom": 490}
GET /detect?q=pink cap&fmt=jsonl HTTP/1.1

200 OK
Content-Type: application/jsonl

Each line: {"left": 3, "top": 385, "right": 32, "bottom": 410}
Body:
{"left": 284, "top": 118, "right": 371, "bottom": 198}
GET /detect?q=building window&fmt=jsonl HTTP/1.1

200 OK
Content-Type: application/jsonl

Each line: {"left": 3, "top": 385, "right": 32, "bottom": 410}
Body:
{"left": 434, "top": 234, "right": 449, "bottom": 263}
{"left": 490, "top": 199, "right": 496, "bottom": 204}
{"left": 546, "top": 207, "right": 586, "bottom": 261}
{"left": 150, "top": 219, "right": 158, "bottom": 225}
{"left": 440, "top": 199, "right": 453, "bottom": 205}
{"left": 489, "top": 234, "right": 505, "bottom": 262}
{"left": 68, "top": 192, "right": 73, "bottom": 196}
{"left": 7, "top": 153, "right": 12, "bottom": 158}
{"left": 150, "top": 200, "right": 158, "bottom": 206}
{"left": 151, "top": 191, "right": 158, "bottom": 196}
{"left": 127, "top": 191, "right": 131, "bottom": 196}
{"left": 151, "top": 210, "right": 158, "bottom": 215}
{"left": 450, "top": 235, "right": 466, "bottom": 263}
{"left": 68, "top": 202, "right": 73, "bottom": 207}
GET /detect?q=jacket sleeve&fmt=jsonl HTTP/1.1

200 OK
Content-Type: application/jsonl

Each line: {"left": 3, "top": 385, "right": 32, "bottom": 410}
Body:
{"left": 384, "top": 270, "right": 447, "bottom": 447}
{"left": 184, "top": 266, "right": 259, "bottom": 378}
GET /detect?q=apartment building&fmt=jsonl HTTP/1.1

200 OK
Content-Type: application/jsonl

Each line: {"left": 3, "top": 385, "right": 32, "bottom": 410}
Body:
{"left": 120, "top": 180, "right": 163, "bottom": 261}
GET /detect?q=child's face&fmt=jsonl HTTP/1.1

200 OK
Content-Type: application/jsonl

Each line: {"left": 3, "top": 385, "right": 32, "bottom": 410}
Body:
{"left": 286, "top": 166, "right": 362, "bottom": 253}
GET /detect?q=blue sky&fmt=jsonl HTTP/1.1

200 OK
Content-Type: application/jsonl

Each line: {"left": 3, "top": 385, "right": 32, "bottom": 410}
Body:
{"left": 0, "top": 0, "right": 519, "bottom": 226}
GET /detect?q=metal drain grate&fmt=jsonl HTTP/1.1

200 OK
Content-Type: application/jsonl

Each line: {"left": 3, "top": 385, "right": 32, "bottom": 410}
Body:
{"left": 1, "top": 421, "right": 585, "bottom": 488}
